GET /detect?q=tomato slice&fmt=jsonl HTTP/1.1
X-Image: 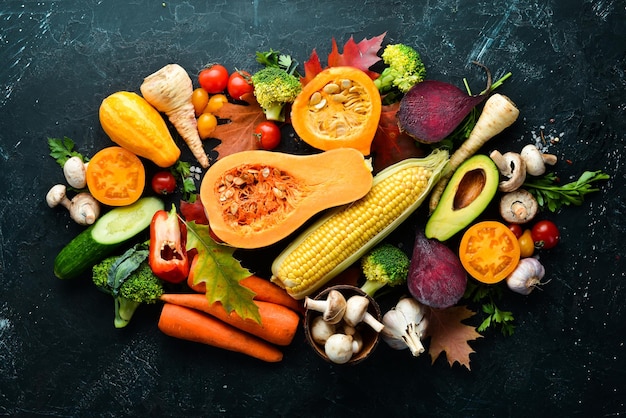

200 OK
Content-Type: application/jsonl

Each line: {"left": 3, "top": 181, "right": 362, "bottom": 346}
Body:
{"left": 459, "top": 221, "right": 521, "bottom": 284}
{"left": 86, "top": 146, "right": 146, "bottom": 206}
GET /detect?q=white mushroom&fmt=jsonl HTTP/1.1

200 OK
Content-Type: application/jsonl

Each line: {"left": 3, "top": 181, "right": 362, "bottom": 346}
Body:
{"left": 324, "top": 333, "right": 355, "bottom": 364}
{"left": 520, "top": 144, "right": 557, "bottom": 176}
{"left": 489, "top": 150, "right": 527, "bottom": 192}
{"left": 499, "top": 189, "right": 539, "bottom": 224}
{"left": 310, "top": 316, "right": 336, "bottom": 345}
{"left": 63, "top": 156, "right": 88, "bottom": 189}
{"left": 46, "top": 184, "right": 101, "bottom": 225}
{"left": 304, "top": 290, "right": 347, "bottom": 324}
{"left": 343, "top": 295, "right": 384, "bottom": 332}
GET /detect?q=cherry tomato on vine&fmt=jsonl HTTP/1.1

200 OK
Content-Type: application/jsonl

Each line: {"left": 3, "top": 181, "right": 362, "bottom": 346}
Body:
{"left": 227, "top": 70, "right": 254, "bottom": 100}
{"left": 508, "top": 223, "right": 523, "bottom": 239}
{"left": 254, "top": 121, "right": 281, "bottom": 150}
{"left": 198, "top": 64, "right": 229, "bottom": 94}
{"left": 531, "top": 220, "right": 560, "bottom": 249}
{"left": 518, "top": 229, "right": 535, "bottom": 258}
{"left": 151, "top": 171, "right": 177, "bottom": 195}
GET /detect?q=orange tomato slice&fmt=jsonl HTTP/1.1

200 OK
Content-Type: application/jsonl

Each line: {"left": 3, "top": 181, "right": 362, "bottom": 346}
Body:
{"left": 459, "top": 221, "right": 521, "bottom": 284}
{"left": 86, "top": 146, "right": 146, "bottom": 206}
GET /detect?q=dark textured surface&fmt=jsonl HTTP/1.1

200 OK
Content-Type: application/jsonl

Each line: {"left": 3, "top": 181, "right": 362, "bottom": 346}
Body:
{"left": 1, "top": 1, "right": 625, "bottom": 416}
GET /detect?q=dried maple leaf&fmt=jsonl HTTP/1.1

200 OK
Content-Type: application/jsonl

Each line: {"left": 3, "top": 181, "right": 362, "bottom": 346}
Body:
{"left": 185, "top": 221, "right": 260, "bottom": 323}
{"left": 425, "top": 305, "right": 483, "bottom": 370}
{"left": 211, "top": 93, "right": 265, "bottom": 160}
{"left": 371, "top": 103, "right": 425, "bottom": 173}
{"left": 302, "top": 33, "right": 386, "bottom": 83}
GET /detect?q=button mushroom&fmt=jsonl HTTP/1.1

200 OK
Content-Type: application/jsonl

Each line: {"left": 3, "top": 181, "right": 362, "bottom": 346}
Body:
{"left": 520, "top": 144, "right": 557, "bottom": 176}
{"left": 499, "top": 189, "right": 538, "bottom": 224}
{"left": 324, "top": 333, "right": 356, "bottom": 364}
{"left": 489, "top": 150, "right": 527, "bottom": 192}
{"left": 343, "top": 295, "right": 385, "bottom": 332}
{"left": 304, "top": 289, "right": 347, "bottom": 324}
{"left": 63, "top": 156, "right": 88, "bottom": 189}
{"left": 309, "top": 316, "right": 336, "bottom": 345}
{"left": 46, "top": 184, "right": 101, "bottom": 225}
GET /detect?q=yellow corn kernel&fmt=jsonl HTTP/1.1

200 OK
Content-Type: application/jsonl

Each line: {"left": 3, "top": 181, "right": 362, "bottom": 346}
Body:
{"left": 271, "top": 149, "right": 449, "bottom": 299}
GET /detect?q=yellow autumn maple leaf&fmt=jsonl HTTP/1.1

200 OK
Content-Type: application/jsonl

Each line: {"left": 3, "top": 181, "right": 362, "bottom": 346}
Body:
{"left": 184, "top": 220, "right": 261, "bottom": 324}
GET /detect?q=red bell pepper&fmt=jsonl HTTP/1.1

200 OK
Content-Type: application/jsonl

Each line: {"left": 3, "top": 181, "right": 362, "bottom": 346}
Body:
{"left": 149, "top": 204, "right": 190, "bottom": 283}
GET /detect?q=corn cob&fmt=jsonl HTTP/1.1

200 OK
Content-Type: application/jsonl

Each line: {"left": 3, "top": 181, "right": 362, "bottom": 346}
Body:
{"left": 270, "top": 149, "right": 449, "bottom": 299}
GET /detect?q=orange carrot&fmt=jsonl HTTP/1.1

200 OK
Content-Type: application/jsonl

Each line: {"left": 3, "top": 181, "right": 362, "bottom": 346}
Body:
{"left": 158, "top": 303, "right": 283, "bottom": 362}
{"left": 140, "top": 64, "right": 210, "bottom": 168}
{"left": 160, "top": 293, "right": 299, "bottom": 346}
{"left": 187, "top": 274, "right": 304, "bottom": 314}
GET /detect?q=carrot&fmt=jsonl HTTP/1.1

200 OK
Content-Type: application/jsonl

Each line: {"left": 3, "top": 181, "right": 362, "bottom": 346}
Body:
{"left": 187, "top": 274, "right": 304, "bottom": 314}
{"left": 428, "top": 93, "right": 520, "bottom": 213}
{"left": 158, "top": 303, "right": 283, "bottom": 362}
{"left": 140, "top": 64, "right": 210, "bottom": 168}
{"left": 160, "top": 293, "right": 300, "bottom": 346}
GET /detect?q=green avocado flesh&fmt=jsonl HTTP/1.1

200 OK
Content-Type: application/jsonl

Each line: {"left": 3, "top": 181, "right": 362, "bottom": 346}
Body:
{"left": 425, "top": 154, "right": 499, "bottom": 241}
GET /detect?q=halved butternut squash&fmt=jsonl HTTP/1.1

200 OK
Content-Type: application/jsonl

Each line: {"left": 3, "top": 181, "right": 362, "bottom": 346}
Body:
{"left": 200, "top": 148, "right": 373, "bottom": 249}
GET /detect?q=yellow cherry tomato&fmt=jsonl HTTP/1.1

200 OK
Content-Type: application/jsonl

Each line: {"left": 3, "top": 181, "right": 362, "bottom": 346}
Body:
{"left": 191, "top": 88, "right": 209, "bottom": 116}
{"left": 197, "top": 113, "right": 218, "bottom": 139}
{"left": 204, "top": 94, "right": 228, "bottom": 114}
{"left": 518, "top": 229, "right": 535, "bottom": 258}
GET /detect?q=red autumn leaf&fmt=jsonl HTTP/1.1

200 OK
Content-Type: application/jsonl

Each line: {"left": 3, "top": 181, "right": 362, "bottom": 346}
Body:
{"left": 371, "top": 103, "right": 425, "bottom": 173}
{"left": 210, "top": 93, "right": 264, "bottom": 160}
{"left": 327, "top": 33, "right": 386, "bottom": 78}
{"left": 425, "top": 305, "right": 483, "bottom": 370}
{"left": 302, "top": 33, "right": 386, "bottom": 83}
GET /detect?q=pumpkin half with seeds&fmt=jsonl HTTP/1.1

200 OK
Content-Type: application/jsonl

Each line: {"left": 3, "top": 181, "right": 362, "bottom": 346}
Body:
{"left": 291, "top": 66, "right": 382, "bottom": 155}
{"left": 200, "top": 148, "right": 373, "bottom": 249}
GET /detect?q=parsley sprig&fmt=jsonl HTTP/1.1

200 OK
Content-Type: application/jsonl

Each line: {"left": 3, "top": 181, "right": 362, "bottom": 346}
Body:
{"left": 523, "top": 170, "right": 610, "bottom": 212}
{"left": 255, "top": 49, "right": 301, "bottom": 77}
{"left": 464, "top": 281, "right": 515, "bottom": 336}
{"left": 48, "top": 137, "right": 87, "bottom": 167}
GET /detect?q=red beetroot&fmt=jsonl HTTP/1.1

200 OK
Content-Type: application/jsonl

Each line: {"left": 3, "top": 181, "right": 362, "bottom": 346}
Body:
{"left": 407, "top": 230, "right": 467, "bottom": 309}
{"left": 397, "top": 64, "right": 492, "bottom": 144}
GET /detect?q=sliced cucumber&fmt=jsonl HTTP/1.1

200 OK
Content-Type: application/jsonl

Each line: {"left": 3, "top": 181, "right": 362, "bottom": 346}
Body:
{"left": 54, "top": 197, "right": 164, "bottom": 279}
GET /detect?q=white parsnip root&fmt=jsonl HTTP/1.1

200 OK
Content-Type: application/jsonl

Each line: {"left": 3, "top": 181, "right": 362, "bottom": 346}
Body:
{"left": 428, "top": 93, "right": 520, "bottom": 213}
{"left": 141, "top": 64, "right": 210, "bottom": 168}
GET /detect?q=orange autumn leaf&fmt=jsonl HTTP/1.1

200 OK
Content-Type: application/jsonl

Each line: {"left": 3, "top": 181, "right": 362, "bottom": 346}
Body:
{"left": 425, "top": 305, "right": 483, "bottom": 370}
{"left": 210, "top": 93, "right": 265, "bottom": 160}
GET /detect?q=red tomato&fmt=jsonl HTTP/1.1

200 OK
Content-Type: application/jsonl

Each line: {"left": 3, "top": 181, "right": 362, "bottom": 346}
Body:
{"left": 227, "top": 70, "right": 254, "bottom": 100}
{"left": 151, "top": 171, "right": 177, "bottom": 195}
{"left": 254, "top": 121, "right": 281, "bottom": 150}
{"left": 508, "top": 223, "right": 523, "bottom": 239}
{"left": 198, "top": 64, "right": 229, "bottom": 94}
{"left": 531, "top": 220, "right": 560, "bottom": 249}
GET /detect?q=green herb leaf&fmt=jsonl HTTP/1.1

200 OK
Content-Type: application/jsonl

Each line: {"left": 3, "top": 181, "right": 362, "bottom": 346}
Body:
{"left": 256, "top": 49, "right": 301, "bottom": 77}
{"left": 524, "top": 170, "right": 610, "bottom": 212}
{"left": 48, "top": 137, "right": 86, "bottom": 167}
{"left": 171, "top": 160, "right": 197, "bottom": 202}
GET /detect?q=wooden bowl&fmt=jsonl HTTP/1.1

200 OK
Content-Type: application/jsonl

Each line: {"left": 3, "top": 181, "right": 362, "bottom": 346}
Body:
{"left": 303, "top": 285, "right": 382, "bottom": 365}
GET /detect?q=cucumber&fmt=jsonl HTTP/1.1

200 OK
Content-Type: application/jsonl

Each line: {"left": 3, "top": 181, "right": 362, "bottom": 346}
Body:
{"left": 53, "top": 197, "right": 164, "bottom": 279}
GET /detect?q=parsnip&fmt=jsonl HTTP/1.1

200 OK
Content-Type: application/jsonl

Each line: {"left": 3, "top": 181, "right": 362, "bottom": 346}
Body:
{"left": 428, "top": 93, "right": 520, "bottom": 213}
{"left": 141, "top": 64, "right": 210, "bottom": 168}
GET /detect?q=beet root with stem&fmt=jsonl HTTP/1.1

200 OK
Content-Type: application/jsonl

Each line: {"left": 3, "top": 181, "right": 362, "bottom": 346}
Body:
{"left": 397, "top": 63, "right": 492, "bottom": 144}
{"left": 407, "top": 230, "right": 467, "bottom": 309}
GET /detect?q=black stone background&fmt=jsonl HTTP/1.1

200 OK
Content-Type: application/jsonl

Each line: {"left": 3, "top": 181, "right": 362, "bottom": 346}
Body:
{"left": 1, "top": 1, "right": 625, "bottom": 417}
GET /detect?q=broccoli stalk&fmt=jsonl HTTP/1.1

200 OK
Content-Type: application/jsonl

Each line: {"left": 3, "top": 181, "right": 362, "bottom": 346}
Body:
{"left": 373, "top": 44, "right": 426, "bottom": 104}
{"left": 360, "top": 243, "right": 411, "bottom": 298}
{"left": 251, "top": 66, "right": 302, "bottom": 122}
{"left": 92, "top": 244, "right": 165, "bottom": 328}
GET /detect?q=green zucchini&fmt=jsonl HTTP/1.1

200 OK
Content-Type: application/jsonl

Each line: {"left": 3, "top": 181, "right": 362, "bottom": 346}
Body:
{"left": 54, "top": 197, "right": 164, "bottom": 279}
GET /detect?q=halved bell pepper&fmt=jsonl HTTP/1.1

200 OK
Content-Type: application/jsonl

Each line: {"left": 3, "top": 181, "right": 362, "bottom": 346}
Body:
{"left": 149, "top": 204, "right": 190, "bottom": 283}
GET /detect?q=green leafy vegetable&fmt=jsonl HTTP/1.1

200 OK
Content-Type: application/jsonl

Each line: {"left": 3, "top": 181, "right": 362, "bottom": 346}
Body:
{"left": 48, "top": 136, "right": 87, "bottom": 167}
{"left": 255, "top": 49, "right": 301, "bottom": 77}
{"left": 523, "top": 170, "right": 610, "bottom": 212}
{"left": 171, "top": 160, "right": 197, "bottom": 202}
{"left": 464, "top": 281, "right": 515, "bottom": 336}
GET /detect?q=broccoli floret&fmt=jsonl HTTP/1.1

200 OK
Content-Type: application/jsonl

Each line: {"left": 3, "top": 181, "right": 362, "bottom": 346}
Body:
{"left": 92, "top": 249, "right": 165, "bottom": 329}
{"left": 360, "top": 243, "right": 410, "bottom": 297}
{"left": 374, "top": 44, "right": 426, "bottom": 103}
{"left": 251, "top": 66, "right": 302, "bottom": 122}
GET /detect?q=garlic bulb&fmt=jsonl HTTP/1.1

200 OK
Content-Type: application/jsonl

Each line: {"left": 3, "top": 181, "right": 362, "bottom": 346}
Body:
{"left": 381, "top": 297, "right": 427, "bottom": 356}
{"left": 506, "top": 258, "right": 546, "bottom": 295}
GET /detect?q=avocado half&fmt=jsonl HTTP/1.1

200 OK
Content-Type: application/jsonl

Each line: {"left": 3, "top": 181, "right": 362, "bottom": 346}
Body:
{"left": 425, "top": 154, "right": 499, "bottom": 241}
